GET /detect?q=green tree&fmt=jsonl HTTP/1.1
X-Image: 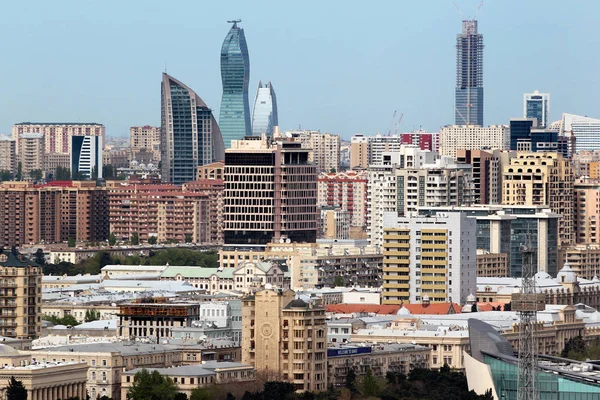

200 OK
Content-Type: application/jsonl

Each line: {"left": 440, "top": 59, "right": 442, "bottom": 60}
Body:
{"left": 127, "top": 369, "right": 178, "bottom": 400}
{"left": 0, "top": 170, "right": 12, "bottom": 182}
{"left": 108, "top": 232, "right": 117, "bottom": 246}
{"left": 33, "top": 248, "right": 46, "bottom": 266}
{"left": 131, "top": 232, "right": 140, "bottom": 245}
{"left": 55, "top": 166, "right": 71, "bottom": 180}
{"left": 148, "top": 236, "right": 157, "bottom": 245}
{"left": 68, "top": 237, "right": 76, "bottom": 248}
{"left": 174, "top": 393, "right": 188, "bottom": 400}
{"left": 85, "top": 309, "right": 101, "bottom": 323}
{"left": 43, "top": 314, "right": 79, "bottom": 326}
{"left": 333, "top": 276, "right": 344, "bottom": 287}
{"left": 361, "top": 368, "right": 380, "bottom": 397}
{"left": 103, "top": 164, "right": 115, "bottom": 179}
{"left": 184, "top": 233, "right": 193, "bottom": 243}
{"left": 345, "top": 368, "right": 357, "bottom": 393}
{"left": 189, "top": 386, "right": 218, "bottom": 400}
{"left": 15, "top": 162, "right": 22, "bottom": 181}
{"left": 6, "top": 376, "right": 27, "bottom": 400}
{"left": 30, "top": 169, "right": 43, "bottom": 181}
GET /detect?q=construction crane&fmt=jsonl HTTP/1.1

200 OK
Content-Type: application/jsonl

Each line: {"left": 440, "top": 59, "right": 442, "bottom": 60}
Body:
{"left": 387, "top": 111, "right": 397, "bottom": 136}
{"left": 393, "top": 113, "right": 404, "bottom": 136}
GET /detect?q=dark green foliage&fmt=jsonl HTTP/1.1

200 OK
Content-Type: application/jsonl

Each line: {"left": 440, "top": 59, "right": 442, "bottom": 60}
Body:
{"left": 131, "top": 232, "right": 140, "bottom": 245}
{"left": 148, "top": 236, "right": 157, "bottom": 245}
{"left": 34, "top": 248, "right": 46, "bottom": 266}
{"left": 345, "top": 367, "right": 357, "bottom": 393}
{"left": 333, "top": 276, "right": 345, "bottom": 287}
{"left": 29, "top": 169, "right": 43, "bottom": 181}
{"left": 103, "top": 164, "right": 116, "bottom": 179}
{"left": 121, "top": 248, "right": 218, "bottom": 267}
{"left": 362, "top": 368, "right": 380, "bottom": 397}
{"left": 85, "top": 309, "right": 101, "bottom": 322}
{"left": 0, "top": 170, "right": 13, "bottom": 182}
{"left": 55, "top": 166, "right": 71, "bottom": 180}
{"left": 127, "top": 369, "right": 178, "bottom": 400}
{"left": 174, "top": 393, "right": 188, "bottom": 400}
{"left": 68, "top": 237, "right": 76, "bottom": 247}
{"left": 16, "top": 162, "right": 22, "bottom": 181}
{"left": 108, "top": 232, "right": 117, "bottom": 246}
{"left": 6, "top": 376, "right": 27, "bottom": 400}
{"left": 43, "top": 314, "right": 79, "bottom": 326}
{"left": 561, "top": 335, "right": 600, "bottom": 360}
{"left": 184, "top": 233, "right": 193, "bottom": 243}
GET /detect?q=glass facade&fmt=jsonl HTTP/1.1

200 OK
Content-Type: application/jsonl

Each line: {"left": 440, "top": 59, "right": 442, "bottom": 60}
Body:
{"left": 220, "top": 21, "right": 251, "bottom": 149}
{"left": 161, "top": 74, "right": 224, "bottom": 184}
{"left": 251, "top": 81, "right": 278, "bottom": 137}
{"left": 524, "top": 92, "right": 549, "bottom": 128}
{"left": 455, "top": 20, "right": 484, "bottom": 126}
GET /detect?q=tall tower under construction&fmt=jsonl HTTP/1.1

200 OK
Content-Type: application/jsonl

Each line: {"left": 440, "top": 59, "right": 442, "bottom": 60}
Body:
{"left": 455, "top": 20, "right": 484, "bottom": 126}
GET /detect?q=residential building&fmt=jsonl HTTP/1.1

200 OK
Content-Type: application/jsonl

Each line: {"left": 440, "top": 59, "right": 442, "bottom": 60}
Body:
{"left": 476, "top": 250, "right": 509, "bottom": 277}
{"left": 0, "top": 137, "right": 16, "bottom": 174}
{"left": 0, "top": 249, "right": 42, "bottom": 339}
{"left": 439, "top": 125, "right": 509, "bottom": 158}
{"left": 289, "top": 130, "right": 341, "bottom": 173}
{"left": 320, "top": 208, "right": 350, "bottom": 240}
{"left": 71, "top": 135, "right": 103, "bottom": 179}
{"left": 241, "top": 289, "right": 327, "bottom": 392}
{"left": 455, "top": 20, "right": 484, "bottom": 126}
{"left": 0, "top": 181, "right": 109, "bottom": 247}
{"left": 502, "top": 152, "right": 574, "bottom": 247}
{"left": 365, "top": 134, "right": 405, "bottom": 166}
{"left": 381, "top": 211, "right": 477, "bottom": 305}
{"left": 456, "top": 149, "right": 514, "bottom": 204}
{"left": 103, "top": 148, "right": 131, "bottom": 169}
{"left": 224, "top": 135, "right": 318, "bottom": 245}
{"left": 197, "top": 161, "right": 224, "bottom": 180}
{"left": 44, "top": 153, "right": 70, "bottom": 179}
{"left": 317, "top": 170, "right": 368, "bottom": 229}
{"left": 561, "top": 244, "right": 600, "bottom": 279}
{"left": 220, "top": 20, "right": 251, "bottom": 148}
{"left": 18, "top": 133, "right": 45, "bottom": 178}
{"left": 561, "top": 113, "right": 600, "bottom": 152}
{"left": 161, "top": 73, "right": 224, "bottom": 185}
{"left": 572, "top": 150, "right": 600, "bottom": 178}
{"left": 130, "top": 126, "right": 160, "bottom": 161}
{"left": 118, "top": 301, "right": 200, "bottom": 340}
{"left": 350, "top": 134, "right": 368, "bottom": 169}
{"left": 524, "top": 90, "right": 550, "bottom": 128}
{"left": 251, "top": 81, "right": 278, "bottom": 137}
{"left": 12, "top": 123, "right": 104, "bottom": 155}
{"left": 232, "top": 261, "right": 288, "bottom": 293}
{"left": 574, "top": 179, "right": 600, "bottom": 244}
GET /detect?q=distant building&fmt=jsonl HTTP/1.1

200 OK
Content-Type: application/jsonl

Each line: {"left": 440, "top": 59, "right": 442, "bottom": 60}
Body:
{"left": 289, "top": 130, "right": 341, "bottom": 173}
{"left": 71, "top": 135, "right": 103, "bottom": 179}
{"left": 130, "top": 126, "right": 160, "bottom": 161}
{"left": 251, "top": 81, "right": 278, "bottom": 137}
{"left": 12, "top": 122, "right": 104, "bottom": 155}
{"left": 574, "top": 179, "right": 600, "bottom": 244}
{"left": 456, "top": 149, "right": 514, "bottom": 204}
{"left": 455, "top": 20, "right": 484, "bottom": 126}
{"left": 561, "top": 113, "right": 600, "bottom": 152}
{"left": 400, "top": 130, "right": 439, "bottom": 151}
{"left": 524, "top": 90, "right": 550, "bottom": 128}
{"left": 476, "top": 251, "right": 509, "bottom": 277}
{"left": 118, "top": 302, "right": 200, "bottom": 340}
{"left": 317, "top": 170, "right": 368, "bottom": 229}
{"left": 0, "top": 138, "right": 16, "bottom": 174}
{"left": 196, "top": 161, "right": 224, "bottom": 181}
{"left": 439, "top": 125, "right": 509, "bottom": 158}
{"left": 18, "top": 133, "right": 44, "bottom": 178}
{"left": 44, "top": 153, "right": 71, "bottom": 179}
{"left": 320, "top": 208, "right": 350, "bottom": 240}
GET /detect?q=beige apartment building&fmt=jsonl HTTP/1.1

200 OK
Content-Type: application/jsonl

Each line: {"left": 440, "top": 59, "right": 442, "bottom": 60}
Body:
{"left": 12, "top": 122, "right": 105, "bottom": 155}
{"left": 350, "top": 134, "right": 369, "bottom": 169}
{"left": 43, "top": 153, "right": 70, "bottom": 178}
{"left": 0, "top": 138, "right": 16, "bottom": 174}
{"left": 560, "top": 244, "right": 600, "bottom": 280}
{"left": 0, "top": 249, "right": 42, "bottom": 339}
{"left": 288, "top": 130, "right": 340, "bottom": 173}
{"left": 502, "top": 152, "right": 574, "bottom": 246}
{"left": 318, "top": 170, "right": 368, "bottom": 229}
{"left": 242, "top": 289, "right": 327, "bottom": 392}
{"left": 456, "top": 149, "right": 514, "bottom": 205}
{"left": 130, "top": 125, "right": 160, "bottom": 161}
{"left": 476, "top": 251, "right": 509, "bottom": 277}
{"left": 197, "top": 161, "right": 224, "bottom": 180}
{"left": 574, "top": 179, "right": 600, "bottom": 244}
{"left": 19, "top": 133, "right": 45, "bottom": 177}
{"left": 439, "top": 125, "right": 509, "bottom": 158}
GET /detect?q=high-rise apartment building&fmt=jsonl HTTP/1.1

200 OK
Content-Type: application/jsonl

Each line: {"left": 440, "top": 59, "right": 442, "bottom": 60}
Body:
{"left": 0, "top": 137, "right": 16, "bottom": 174}
{"left": 12, "top": 123, "right": 104, "bottom": 155}
{"left": 0, "top": 248, "right": 42, "bottom": 339}
{"left": 224, "top": 135, "right": 318, "bottom": 245}
{"left": 439, "top": 125, "right": 509, "bottom": 158}
{"left": 317, "top": 170, "right": 368, "bottom": 229}
{"left": 382, "top": 211, "right": 477, "bottom": 305}
{"left": 71, "top": 135, "right": 103, "bottom": 179}
{"left": 251, "top": 81, "right": 278, "bottom": 137}
{"left": 561, "top": 113, "right": 600, "bottom": 152}
{"left": 220, "top": 20, "right": 251, "bottom": 148}
{"left": 456, "top": 149, "right": 514, "bottom": 205}
{"left": 130, "top": 126, "right": 161, "bottom": 161}
{"left": 524, "top": 90, "right": 550, "bottom": 128}
{"left": 574, "top": 180, "right": 600, "bottom": 244}
{"left": 350, "top": 135, "right": 368, "bottom": 169}
{"left": 160, "top": 73, "right": 224, "bottom": 185}
{"left": 241, "top": 288, "right": 327, "bottom": 392}
{"left": 289, "top": 130, "right": 340, "bottom": 173}
{"left": 400, "top": 130, "right": 439, "bottom": 152}
{"left": 18, "top": 133, "right": 45, "bottom": 178}
{"left": 502, "top": 152, "right": 574, "bottom": 247}
{"left": 0, "top": 181, "right": 109, "bottom": 247}
{"left": 320, "top": 208, "right": 350, "bottom": 240}
{"left": 455, "top": 20, "right": 484, "bottom": 126}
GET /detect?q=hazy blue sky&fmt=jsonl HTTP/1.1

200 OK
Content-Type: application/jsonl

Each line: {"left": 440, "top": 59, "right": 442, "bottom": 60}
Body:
{"left": 0, "top": 0, "right": 598, "bottom": 139}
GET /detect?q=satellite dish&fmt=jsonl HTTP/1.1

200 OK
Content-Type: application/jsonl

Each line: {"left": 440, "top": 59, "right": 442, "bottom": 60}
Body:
{"left": 279, "top": 238, "right": 285, "bottom": 244}
{"left": 285, "top": 238, "right": 291, "bottom": 244}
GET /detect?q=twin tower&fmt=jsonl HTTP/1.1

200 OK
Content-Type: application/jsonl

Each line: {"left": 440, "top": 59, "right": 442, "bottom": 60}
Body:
{"left": 161, "top": 20, "right": 278, "bottom": 184}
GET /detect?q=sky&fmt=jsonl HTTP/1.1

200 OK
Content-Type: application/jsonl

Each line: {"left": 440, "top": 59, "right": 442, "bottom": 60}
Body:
{"left": 0, "top": 0, "right": 599, "bottom": 139}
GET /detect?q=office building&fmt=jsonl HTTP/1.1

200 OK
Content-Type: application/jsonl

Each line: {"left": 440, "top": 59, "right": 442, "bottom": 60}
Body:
{"left": 130, "top": 125, "right": 160, "bottom": 161}
{"left": 455, "top": 20, "right": 484, "bottom": 126}
{"left": 317, "top": 170, "right": 368, "bottom": 229}
{"left": 12, "top": 123, "right": 104, "bottom": 155}
{"left": 456, "top": 149, "right": 514, "bottom": 205}
{"left": 574, "top": 179, "right": 600, "bottom": 244}
{"left": 381, "top": 211, "right": 477, "bottom": 305}
{"left": 0, "top": 248, "right": 42, "bottom": 339}
{"left": 18, "top": 133, "right": 45, "bottom": 178}
{"left": 320, "top": 207, "right": 350, "bottom": 240}
{"left": 289, "top": 130, "right": 340, "bottom": 173}
{"left": 439, "top": 125, "right": 509, "bottom": 158}
{"left": 502, "top": 152, "right": 574, "bottom": 247}
{"left": 161, "top": 73, "right": 224, "bottom": 185}
{"left": 224, "top": 135, "right": 318, "bottom": 245}
{"left": 0, "top": 181, "right": 109, "bottom": 247}
{"left": 0, "top": 138, "right": 15, "bottom": 176}
{"left": 71, "top": 135, "right": 103, "bottom": 179}
{"left": 524, "top": 90, "right": 550, "bottom": 128}
{"left": 509, "top": 118, "right": 569, "bottom": 157}
{"left": 220, "top": 20, "right": 251, "bottom": 148}
{"left": 251, "top": 81, "right": 278, "bottom": 137}
{"left": 241, "top": 288, "right": 327, "bottom": 392}
{"left": 509, "top": 118, "right": 536, "bottom": 150}
{"left": 561, "top": 113, "right": 600, "bottom": 152}
{"left": 350, "top": 134, "right": 369, "bottom": 169}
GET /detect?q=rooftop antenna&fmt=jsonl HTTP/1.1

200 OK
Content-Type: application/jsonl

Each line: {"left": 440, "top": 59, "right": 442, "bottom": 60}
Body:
{"left": 164, "top": 61, "right": 167, "bottom": 74}
{"left": 227, "top": 19, "right": 242, "bottom": 27}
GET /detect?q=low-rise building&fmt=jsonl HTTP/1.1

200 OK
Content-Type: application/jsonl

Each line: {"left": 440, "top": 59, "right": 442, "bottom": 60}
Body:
{"left": 118, "top": 301, "right": 200, "bottom": 340}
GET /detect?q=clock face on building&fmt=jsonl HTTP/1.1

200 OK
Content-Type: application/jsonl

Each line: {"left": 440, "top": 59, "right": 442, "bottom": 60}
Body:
{"left": 261, "top": 323, "right": 273, "bottom": 337}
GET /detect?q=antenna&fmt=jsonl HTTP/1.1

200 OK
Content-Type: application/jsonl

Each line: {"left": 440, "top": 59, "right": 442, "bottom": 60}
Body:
{"left": 227, "top": 19, "right": 242, "bottom": 27}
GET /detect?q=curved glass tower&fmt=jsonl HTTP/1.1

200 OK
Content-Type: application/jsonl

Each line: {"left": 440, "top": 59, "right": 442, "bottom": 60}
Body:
{"left": 219, "top": 20, "right": 251, "bottom": 149}
{"left": 251, "top": 81, "right": 278, "bottom": 137}
{"left": 161, "top": 73, "right": 224, "bottom": 184}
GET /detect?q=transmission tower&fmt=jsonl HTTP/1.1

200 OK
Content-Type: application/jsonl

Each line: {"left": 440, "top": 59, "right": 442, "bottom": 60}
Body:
{"left": 512, "top": 235, "right": 545, "bottom": 400}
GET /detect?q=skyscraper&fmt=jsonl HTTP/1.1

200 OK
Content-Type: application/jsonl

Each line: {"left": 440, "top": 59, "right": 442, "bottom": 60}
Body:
{"left": 161, "top": 73, "right": 224, "bottom": 185}
{"left": 251, "top": 81, "right": 278, "bottom": 136}
{"left": 524, "top": 90, "right": 550, "bottom": 128}
{"left": 220, "top": 20, "right": 251, "bottom": 148}
{"left": 71, "top": 135, "right": 103, "bottom": 179}
{"left": 455, "top": 20, "right": 484, "bottom": 126}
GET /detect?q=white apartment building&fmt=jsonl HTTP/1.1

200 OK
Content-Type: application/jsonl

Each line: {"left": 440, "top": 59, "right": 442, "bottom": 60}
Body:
{"left": 439, "top": 125, "right": 509, "bottom": 158}
{"left": 288, "top": 130, "right": 340, "bottom": 172}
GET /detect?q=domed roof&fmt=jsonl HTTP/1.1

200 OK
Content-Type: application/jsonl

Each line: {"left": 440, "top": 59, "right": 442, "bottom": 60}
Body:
{"left": 0, "top": 344, "right": 19, "bottom": 355}
{"left": 466, "top": 293, "right": 476, "bottom": 302}
{"left": 534, "top": 271, "right": 552, "bottom": 280}
{"left": 557, "top": 262, "right": 577, "bottom": 283}
{"left": 396, "top": 306, "right": 411, "bottom": 316}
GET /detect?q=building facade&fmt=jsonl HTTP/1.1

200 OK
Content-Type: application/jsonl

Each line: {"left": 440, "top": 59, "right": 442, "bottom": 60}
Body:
{"left": 161, "top": 73, "right": 224, "bottom": 185}
{"left": 524, "top": 90, "right": 550, "bottom": 128}
{"left": 439, "top": 125, "right": 509, "bottom": 158}
{"left": 455, "top": 20, "right": 484, "bottom": 126}
{"left": 289, "top": 130, "right": 341, "bottom": 173}
{"left": 350, "top": 135, "right": 368, "bottom": 169}
{"left": 71, "top": 135, "right": 103, "bottom": 179}
{"left": 0, "top": 138, "right": 16, "bottom": 174}
{"left": 130, "top": 125, "right": 160, "bottom": 161}
{"left": 456, "top": 149, "right": 513, "bottom": 205}
{"left": 251, "top": 81, "right": 278, "bottom": 137}
{"left": 12, "top": 123, "right": 104, "bottom": 155}
{"left": 18, "top": 133, "right": 45, "bottom": 178}
{"left": 561, "top": 113, "right": 600, "bottom": 152}
{"left": 220, "top": 20, "right": 251, "bottom": 148}
{"left": 317, "top": 170, "right": 368, "bottom": 229}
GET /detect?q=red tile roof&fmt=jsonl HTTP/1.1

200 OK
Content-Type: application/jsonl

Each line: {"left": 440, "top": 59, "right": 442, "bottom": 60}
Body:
{"left": 401, "top": 303, "right": 462, "bottom": 315}
{"left": 325, "top": 304, "right": 401, "bottom": 315}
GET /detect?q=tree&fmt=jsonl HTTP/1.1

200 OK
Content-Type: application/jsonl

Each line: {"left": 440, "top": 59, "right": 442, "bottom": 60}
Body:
{"left": 148, "top": 236, "right": 157, "bottom": 245}
{"left": 68, "top": 237, "right": 76, "bottom": 248}
{"left": 30, "top": 169, "right": 43, "bottom": 181}
{"left": 361, "top": 368, "right": 380, "bottom": 397}
{"left": 0, "top": 170, "right": 12, "bottom": 182}
{"left": 55, "top": 166, "right": 71, "bottom": 180}
{"left": 131, "top": 232, "right": 140, "bottom": 245}
{"left": 33, "top": 248, "right": 46, "bottom": 266}
{"left": 345, "top": 368, "right": 357, "bottom": 393}
{"left": 6, "top": 376, "right": 27, "bottom": 400}
{"left": 190, "top": 386, "right": 219, "bottom": 400}
{"left": 15, "top": 162, "right": 22, "bottom": 181}
{"left": 85, "top": 309, "right": 101, "bottom": 323}
{"left": 184, "top": 233, "right": 193, "bottom": 243}
{"left": 333, "top": 276, "right": 345, "bottom": 287}
{"left": 108, "top": 232, "right": 117, "bottom": 246}
{"left": 103, "top": 164, "right": 116, "bottom": 179}
{"left": 127, "top": 369, "right": 178, "bottom": 400}
{"left": 503, "top": 302, "right": 512, "bottom": 311}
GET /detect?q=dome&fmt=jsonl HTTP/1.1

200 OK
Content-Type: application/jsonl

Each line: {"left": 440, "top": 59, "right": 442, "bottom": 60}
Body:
{"left": 0, "top": 344, "right": 19, "bottom": 355}
{"left": 534, "top": 271, "right": 552, "bottom": 280}
{"left": 557, "top": 262, "right": 577, "bottom": 283}
{"left": 466, "top": 293, "right": 476, "bottom": 303}
{"left": 396, "top": 307, "right": 411, "bottom": 316}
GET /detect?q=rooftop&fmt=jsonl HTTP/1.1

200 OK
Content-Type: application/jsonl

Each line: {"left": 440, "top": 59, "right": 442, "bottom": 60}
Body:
{"left": 121, "top": 361, "right": 251, "bottom": 377}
